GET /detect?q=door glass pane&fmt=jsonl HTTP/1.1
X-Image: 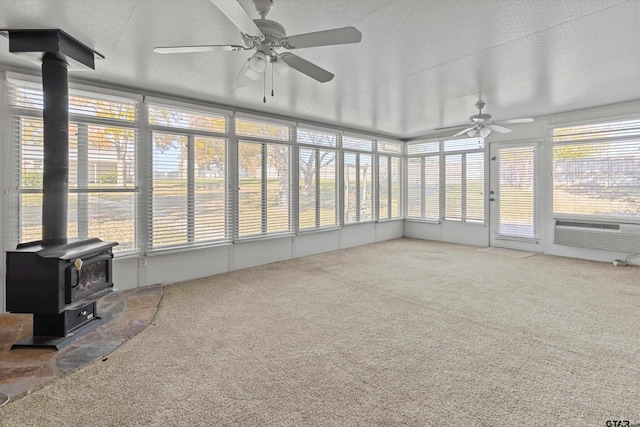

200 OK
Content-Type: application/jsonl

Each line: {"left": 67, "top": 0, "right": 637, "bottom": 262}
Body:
{"left": 499, "top": 146, "right": 535, "bottom": 238}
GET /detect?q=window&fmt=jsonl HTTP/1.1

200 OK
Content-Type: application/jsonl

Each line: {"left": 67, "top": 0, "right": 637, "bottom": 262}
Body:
{"left": 343, "top": 135, "right": 374, "bottom": 224}
{"left": 9, "top": 80, "right": 139, "bottom": 253}
{"left": 297, "top": 128, "right": 338, "bottom": 230}
{"left": 343, "top": 135, "right": 373, "bottom": 152}
{"left": 407, "top": 155, "right": 440, "bottom": 221}
{"left": 406, "top": 137, "right": 484, "bottom": 222}
{"left": 149, "top": 103, "right": 228, "bottom": 249}
{"left": 377, "top": 140, "right": 403, "bottom": 155}
{"left": 553, "top": 119, "right": 640, "bottom": 219}
{"left": 444, "top": 138, "right": 484, "bottom": 222}
{"left": 344, "top": 152, "right": 374, "bottom": 223}
{"left": 236, "top": 117, "right": 290, "bottom": 141}
{"left": 236, "top": 118, "right": 291, "bottom": 238}
{"left": 344, "top": 151, "right": 374, "bottom": 223}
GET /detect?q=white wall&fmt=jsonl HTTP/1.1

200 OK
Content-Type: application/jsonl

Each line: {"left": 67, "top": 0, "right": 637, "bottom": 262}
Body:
{"left": 108, "top": 221, "right": 404, "bottom": 293}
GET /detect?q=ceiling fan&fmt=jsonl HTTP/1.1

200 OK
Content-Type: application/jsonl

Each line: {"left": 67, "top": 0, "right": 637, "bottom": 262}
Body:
{"left": 435, "top": 100, "right": 534, "bottom": 138}
{"left": 153, "top": 0, "right": 362, "bottom": 92}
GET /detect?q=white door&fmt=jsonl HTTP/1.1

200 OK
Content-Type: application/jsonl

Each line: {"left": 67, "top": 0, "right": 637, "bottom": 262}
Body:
{"left": 489, "top": 142, "right": 543, "bottom": 252}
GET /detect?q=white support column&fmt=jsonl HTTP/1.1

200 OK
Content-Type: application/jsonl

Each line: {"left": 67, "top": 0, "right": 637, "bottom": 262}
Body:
{"left": 0, "top": 71, "right": 7, "bottom": 313}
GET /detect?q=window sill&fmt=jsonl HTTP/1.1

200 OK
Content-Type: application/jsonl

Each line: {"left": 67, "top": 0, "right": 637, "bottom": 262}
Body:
{"left": 296, "top": 226, "right": 342, "bottom": 236}
{"left": 146, "top": 240, "right": 232, "bottom": 256}
{"left": 234, "top": 232, "right": 294, "bottom": 244}
{"left": 404, "top": 218, "right": 441, "bottom": 225}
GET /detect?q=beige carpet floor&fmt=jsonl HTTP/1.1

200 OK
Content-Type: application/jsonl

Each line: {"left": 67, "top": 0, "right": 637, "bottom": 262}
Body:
{"left": 1, "top": 238, "right": 639, "bottom": 426}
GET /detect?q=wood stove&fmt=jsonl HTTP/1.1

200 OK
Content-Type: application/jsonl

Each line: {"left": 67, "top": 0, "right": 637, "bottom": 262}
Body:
{"left": 6, "top": 238, "right": 116, "bottom": 340}
{"left": 2, "top": 29, "right": 114, "bottom": 349}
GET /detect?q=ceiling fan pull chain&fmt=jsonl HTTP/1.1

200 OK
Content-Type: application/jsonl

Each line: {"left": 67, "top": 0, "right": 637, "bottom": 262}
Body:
{"left": 271, "top": 62, "right": 274, "bottom": 97}
{"left": 263, "top": 71, "right": 266, "bottom": 103}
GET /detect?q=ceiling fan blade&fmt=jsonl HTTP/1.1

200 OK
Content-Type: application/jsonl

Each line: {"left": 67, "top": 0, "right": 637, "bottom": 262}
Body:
{"left": 210, "top": 0, "right": 263, "bottom": 38}
{"left": 488, "top": 124, "right": 512, "bottom": 134}
{"left": 279, "top": 53, "right": 334, "bottom": 83}
{"left": 434, "top": 123, "right": 469, "bottom": 131}
{"left": 499, "top": 117, "right": 535, "bottom": 124}
{"left": 154, "top": 45, "right": 246, "bottom": 54}
{"left": 282, "top": 27, "right": 362, "bottom": 49}
{"left": 453, "top": 127, "right": 475, "bottom": 137}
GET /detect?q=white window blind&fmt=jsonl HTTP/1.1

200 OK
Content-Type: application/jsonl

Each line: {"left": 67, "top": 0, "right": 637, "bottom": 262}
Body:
{"left": 344, "top": 152, "right": 373, "bottom": 223}
{"left": 343, "top": 135, "right": 373, "bottom": 152}
{"left": 236, "top": 117, "right": 291, "bottom": 238}
{"left": 444, "top": 138, "right": 485, "bottom": 222}
{"left": 499, "top": 146, "right": 535, "bottom": 237}
{"left": 236, "top": 117, "right": 290, "bottom": 141}
{"left": 378, "top": 140, "right": 402, "bottom": 154}
{"left": 424, "top": 157, "right": 440, "bottom": 220}
{"left": 466, "top": 152, "right": 485, "bottom": 222}
{"left": 379, "top": 155, "right": 401, "bottom": 219}
{"left": 407, "top": 158, "right": 421, "bottom": 218}
{"left": 238, "top": 142, "right": 291, "bottom": 237}
{"left": 553, "top": 119, "right": 640, "bottom": 219}
{"left": 148, "top": 103, "right": 228, "bottom": 250}
{"left": 297, "top": 128, "right": 338, "bottom": 230}
{"left": 445, "top": 154, "right": 462, "bottom": 220}
{"left": 8, "top": 80, "right": 139, "bottom": 253}
{"left": 407, "top": 156, "right": 439, "bottom": 220}
{"left": 149, "top": 103, "right": 226, "bottom": 133}
{"left": 151, "top": 133, "right": 188, "bottom": 248}
{"left": 297, "top": 127, "right": 337, "bottom": 147}
{"left": 407, "top": 141, "right": 439, "bottom": 155}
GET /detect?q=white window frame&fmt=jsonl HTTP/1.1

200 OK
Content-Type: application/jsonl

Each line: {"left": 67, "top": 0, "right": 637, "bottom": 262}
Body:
{"left": 297, "top": 127, "right": 339, "bottom": 232}
{"left": 235, "top": 117, "right": 293, "bottom": 240}
{"left": 6, "top": 77, "right": 141, "bottom": 255}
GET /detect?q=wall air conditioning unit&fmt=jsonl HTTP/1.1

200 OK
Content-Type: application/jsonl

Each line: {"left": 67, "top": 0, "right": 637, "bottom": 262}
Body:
{"left": 554, "top": 220, "right": 640, "bottom": 253}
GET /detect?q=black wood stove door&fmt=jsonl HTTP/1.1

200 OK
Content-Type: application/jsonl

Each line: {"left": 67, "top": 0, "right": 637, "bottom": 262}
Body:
{"left": 66, "top": 252, "right": 112, "bottom": 304}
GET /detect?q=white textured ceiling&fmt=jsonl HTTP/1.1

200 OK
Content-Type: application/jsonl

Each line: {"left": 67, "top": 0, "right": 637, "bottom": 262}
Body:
{"left": 1, "top": 0, "right": 639, "bottom": 139}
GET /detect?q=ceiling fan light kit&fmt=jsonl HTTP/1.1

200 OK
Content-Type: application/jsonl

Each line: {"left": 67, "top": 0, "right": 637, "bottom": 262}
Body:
{"left": 249, "top": 50, "right": 268, "bottom": 73}
{"left": 440, "top": 99, "right": 534, "bottom": 138}
{"left": 154, "top": 0, "right": 362, "bottom": 101}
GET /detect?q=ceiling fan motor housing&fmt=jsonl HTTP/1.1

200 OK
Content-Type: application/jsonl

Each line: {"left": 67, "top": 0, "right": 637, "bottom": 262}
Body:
{"left": 470, "top": 113, "right": 492, "bottom": 123}
{"left": 243, "top": 19, "right": 286, "bottom": 48}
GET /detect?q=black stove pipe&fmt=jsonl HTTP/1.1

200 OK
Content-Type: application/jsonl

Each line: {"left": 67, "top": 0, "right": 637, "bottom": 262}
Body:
{"left": 41, "top": 53, "right": 69, "bottom": 246}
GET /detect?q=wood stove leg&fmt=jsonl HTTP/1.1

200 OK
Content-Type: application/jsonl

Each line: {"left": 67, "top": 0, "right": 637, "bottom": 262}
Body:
{"left": 11, "top": 302, "right": 108, "bottom": 350}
